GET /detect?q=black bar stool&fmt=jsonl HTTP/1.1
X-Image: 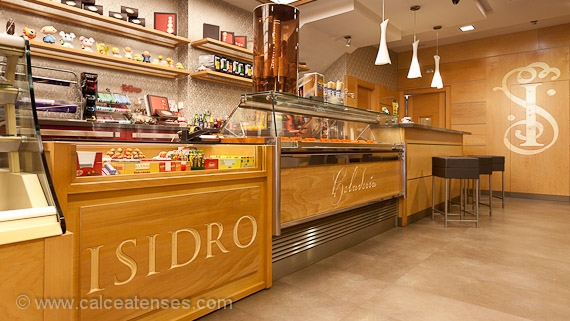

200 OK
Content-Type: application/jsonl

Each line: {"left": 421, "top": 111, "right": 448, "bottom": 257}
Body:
{"left": 469, "top": 155, "right": 493, "bottom": 215}
{"left": 432, "top": 156, "right": 479, "bottom": 227}
{"left": 490, "top": 156, "right": 505, "bottom": 208}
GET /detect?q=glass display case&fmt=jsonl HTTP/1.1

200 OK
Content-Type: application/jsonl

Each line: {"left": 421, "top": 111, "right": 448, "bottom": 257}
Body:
{"left": 222, "top": 91, "right": 404, "bottom": 235}
{"left": 222, "top": 91, "right": 401, "bottom": 147}
{"left": 0, "top": 34, "right": 65, "bottom": 245}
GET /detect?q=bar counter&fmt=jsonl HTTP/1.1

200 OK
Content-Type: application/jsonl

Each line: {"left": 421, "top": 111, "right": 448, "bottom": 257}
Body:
{"left": 372, "top": 123, "right": 470, "bottom": 226}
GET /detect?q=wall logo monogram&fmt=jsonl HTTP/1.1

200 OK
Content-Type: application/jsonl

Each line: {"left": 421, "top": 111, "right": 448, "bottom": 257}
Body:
{"left": 493, "top": 62, "right": 560, "bottom": 155}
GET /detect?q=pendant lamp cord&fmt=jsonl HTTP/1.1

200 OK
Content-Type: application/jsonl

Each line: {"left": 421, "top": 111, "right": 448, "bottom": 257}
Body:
{"left": 436, "top": 30, "right": 439, "bottom": 55}
{"left": 413, "top": 11, "right": 417, "bottom": 42}
{"left": 382, "top": 0, "right": 385, "bottom": 22}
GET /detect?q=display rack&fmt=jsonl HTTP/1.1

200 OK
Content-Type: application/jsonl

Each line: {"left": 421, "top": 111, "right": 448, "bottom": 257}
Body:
{"left": 190, "top": 38, "right": 309, "bottom": 87}
{"left": 0, "top": 0, "right": 191, "bottom": 48}
{"left": 0, "top": 34, "right": 65, "bottom": 245}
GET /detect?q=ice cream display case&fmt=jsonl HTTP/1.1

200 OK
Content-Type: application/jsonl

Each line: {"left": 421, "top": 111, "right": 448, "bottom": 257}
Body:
{"left": 0, "top": 34, "right": 65, "bottom": 245}
{"left": 221, "top": 91, "right": 405, "bottom": 236}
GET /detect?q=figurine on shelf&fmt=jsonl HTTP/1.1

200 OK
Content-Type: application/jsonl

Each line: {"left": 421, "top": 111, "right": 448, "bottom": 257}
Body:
{"left": 41, "top": 26, "right": 57, "bottom": 44}
{"left": 111, "top": 47, "right": 121, "bottom": 58}
{"left": 123, "top": 46, "right": 133, "bottom": 59}
{"left": 158, "top": 54, "right": 168, "bottom": 66}
{"left": 79, "top": 35, "right": 95, "bottom": 52}
{"left": 166, "top": 57, "right": 175, "bottom": 68}
{"left": 22, "top": 27, "right": 37, "bottom": 40}
{"left": 142, "top": 50, "right": 151, "bottom": 63}
{"left": 133, "top": 53, "right": 143, "bottom": 62}
{"left": 95, "top": 42, "right": 110, "bottom": 55}
{"left": 175, "top": 62, "right": 184, "bottom": 69}
{"left": 6, "top": 18, "right": 15, "bottom": 35}
{"left": 59, "top": 31, "right": 76, "bottom": 48}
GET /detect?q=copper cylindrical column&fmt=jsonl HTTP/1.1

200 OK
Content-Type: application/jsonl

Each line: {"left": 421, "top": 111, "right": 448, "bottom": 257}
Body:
{"left": 253, "top": 4, "right": 299, "bottom": 94}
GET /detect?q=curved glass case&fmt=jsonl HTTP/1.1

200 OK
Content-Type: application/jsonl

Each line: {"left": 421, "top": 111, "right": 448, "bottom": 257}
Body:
{"left": 0, "top": 34, "right": 65, "bottom": 245}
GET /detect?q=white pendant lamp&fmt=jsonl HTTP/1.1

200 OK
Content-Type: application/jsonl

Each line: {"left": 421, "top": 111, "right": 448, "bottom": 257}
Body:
{"left": 431, "top": 25, "right": 443, "bottom": 89}
{"left": 407, "top": 5, "right": 422, "bottom": 79}
{"left": 375, "top": 0, "right": 391, "bottom": 65}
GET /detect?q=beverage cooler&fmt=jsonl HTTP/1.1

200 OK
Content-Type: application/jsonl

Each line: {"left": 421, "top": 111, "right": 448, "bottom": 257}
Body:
{"left": 220, "top": 91, "right": 405, "bottom": 278}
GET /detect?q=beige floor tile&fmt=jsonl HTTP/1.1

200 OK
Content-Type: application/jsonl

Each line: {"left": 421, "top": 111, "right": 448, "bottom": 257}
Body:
{"left": 360, "top": 284, "right": 535, "bottom": 321}
{"left": 199, "top": 198, "right": 570, "bottom": 321}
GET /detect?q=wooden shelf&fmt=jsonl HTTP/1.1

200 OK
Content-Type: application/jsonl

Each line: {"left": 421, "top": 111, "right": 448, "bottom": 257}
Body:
{"left": 191, "top": 38, "right": 253, "bottom": 63}
{"left": 190, "top": 70, "right": 252, "bottom": 88}
{"left": 1, "top": 0, "right": 191, "bottom": 48}
{"left": 191, "top": 38, "right": 310, "bottom": 71}
{"left": 30, "top": 40, "right": 192, "bottom": 79}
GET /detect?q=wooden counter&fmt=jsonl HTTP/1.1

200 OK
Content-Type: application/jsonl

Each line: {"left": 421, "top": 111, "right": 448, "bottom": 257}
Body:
{"left": 372, "top": 124, "right": 469, "bottom": 226}
{"left": 42, "top": 141, "right": 273, "bottom": 320}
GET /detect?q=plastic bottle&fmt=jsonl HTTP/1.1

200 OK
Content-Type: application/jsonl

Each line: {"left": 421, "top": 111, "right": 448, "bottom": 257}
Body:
{"left": 392, "top": 99, "right": 399, "bottom": 115}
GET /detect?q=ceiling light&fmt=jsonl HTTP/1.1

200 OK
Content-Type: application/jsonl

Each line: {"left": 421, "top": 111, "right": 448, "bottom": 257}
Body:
{"left": 375, "top": 0, "right": 391, "bottom": 65}
{"left": 407, "top": 5, "right": 422, "bottom": 79}
{"left": 431, "top": 25, "right": 443, "bottom": 89}
{"left": 344, "top": 35, "right": 351, "bottom": 47}
{"left": 460, "top": 25, "right": 475, "bottom": 32}
{"left": 257, "top": 0, "right": 315, "bottom": 6}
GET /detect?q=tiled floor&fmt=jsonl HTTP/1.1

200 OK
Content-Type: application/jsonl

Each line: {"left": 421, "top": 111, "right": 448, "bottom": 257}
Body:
{"left": 199, "top": 197, "right": 570, "bottom": 321}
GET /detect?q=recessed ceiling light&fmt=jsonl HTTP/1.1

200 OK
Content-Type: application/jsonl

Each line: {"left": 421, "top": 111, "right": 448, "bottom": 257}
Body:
{"left": 460, "top": 25, "right": 475, "bottom": 32}
{"left": 257, "top": 0, "right": 315, "bottom": 6}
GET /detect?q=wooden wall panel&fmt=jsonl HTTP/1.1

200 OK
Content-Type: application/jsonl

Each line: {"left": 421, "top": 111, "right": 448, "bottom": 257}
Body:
{"left": 452, "top": 124, "right": 486, "bottom": 146}
{"left": 450, "top": 81, "right": 486, "bottom": 104}
{"left": 398, "top": 23, "right": 570, "bottom": 198}
{"left": 440, "top": 59, "right": 486, "bottom": 83}
{"left": 451, "top": 102, "right": 486, "bottom": 125}
{"left": 538, "top": 24, "right": 570, "bottom": 50}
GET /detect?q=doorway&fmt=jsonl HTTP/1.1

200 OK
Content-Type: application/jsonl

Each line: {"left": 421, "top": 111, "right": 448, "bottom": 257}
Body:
{"left": 401, "top": 88, "right": 449, "bottom": 129}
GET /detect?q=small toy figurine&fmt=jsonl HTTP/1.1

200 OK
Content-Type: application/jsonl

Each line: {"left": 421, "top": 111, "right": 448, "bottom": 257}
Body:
{"left": 123, "top": 47, "right": 133, "bottom": 59}
{"left": 175, "top": 62, "right": 184, "bottom": 69}
{"left": 41, "top": 26, "right": 57, "bottom": 43}
{"left": 6, "top": 18, "right": 15, "bottom": 35}
{"left": 157, "top": 54, "right": 168, "bottom": 66}
{"left": 111, "top": 47, "right": 121, "bottom": 58}
{"left": 165, "top": 57, "right": 175, "bottom": 68}
{"left": 59, "top": 31, "right": 76, "bottom": 48}
{"left": 79, "top": 36, "right": 95, "bottom": 52}
{"left": 95, "top": 42, "right": 110, "bottom": 55}
{"left": 141, "top": 50, "right": 151, "bottom": 63}
{"left": 22, "top": 27, "right": 37, "bottom": 40}
{"left": 151, "top": 57, "right": 160, "bottom": 65}
{"left": 133, "top": 53, "right": 143, "bottom": 62}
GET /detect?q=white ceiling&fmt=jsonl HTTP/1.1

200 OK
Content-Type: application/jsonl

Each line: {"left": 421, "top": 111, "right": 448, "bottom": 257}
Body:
{"left": 221, "top": 0, "right": 570, "bottom": 73}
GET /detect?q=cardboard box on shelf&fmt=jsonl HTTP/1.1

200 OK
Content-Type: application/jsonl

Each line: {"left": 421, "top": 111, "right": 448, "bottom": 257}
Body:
{"left": 76, "top": 151, "right": 102, "bottom": 176}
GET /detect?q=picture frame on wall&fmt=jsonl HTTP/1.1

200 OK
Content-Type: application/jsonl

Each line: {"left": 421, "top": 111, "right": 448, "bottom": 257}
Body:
{"left": 234, "top": 36, "right": 247, "bottom": 48}
{"left": 220, "top": 31, "right": 234, "bottom": 45}
{"left": 203, "top": 23, "right": 220, "bottom": 40}
{"left": 154, "top": 12, "right": 177, "bottom": 35}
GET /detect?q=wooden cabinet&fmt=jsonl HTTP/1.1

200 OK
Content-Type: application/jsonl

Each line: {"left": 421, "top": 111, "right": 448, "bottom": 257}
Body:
{"left": 1, "top": 0, "right": 192, "bottom": 79}
{"left": 43, "top": 141, "right": 273, "bottom": 320}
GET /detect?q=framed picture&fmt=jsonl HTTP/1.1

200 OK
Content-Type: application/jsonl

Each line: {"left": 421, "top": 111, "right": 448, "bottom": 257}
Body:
{"left": 234, "top": 36, "right": 247, "bottom": 48}
{"left": 203, "top": 23, "right": 220, "bottom": 40}
{"left": 220, "top": 31, "right": 234, "bottom": 45}
{"left": 154, "top": 12, "right": 177, "bottom": 35}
